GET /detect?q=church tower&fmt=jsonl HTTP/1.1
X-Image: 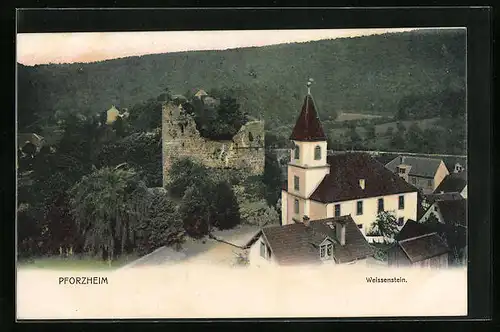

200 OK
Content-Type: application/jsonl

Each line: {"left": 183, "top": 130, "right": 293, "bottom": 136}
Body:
{"left": 282, "top": 79, "right": 330, "bottom": 225}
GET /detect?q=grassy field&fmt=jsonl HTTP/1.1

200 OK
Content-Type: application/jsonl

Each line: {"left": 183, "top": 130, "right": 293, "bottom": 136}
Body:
{"left": 335, "top": 112, "right": 384, "bottom": 122}
{"left": 17, "top": 254, "right": 140, "bottom": 271}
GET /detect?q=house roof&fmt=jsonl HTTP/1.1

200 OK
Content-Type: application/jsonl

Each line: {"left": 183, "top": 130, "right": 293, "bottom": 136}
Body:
{"left": 436, "top": 199, "right": 467, "bottom": 227}
{"left": 425, "top": 192, "right": 463, "bottom": 205}
{"left": 434, "top": 172, "right": 467, "bottom": 194}
{"left": 195, "top": 89, "right": 208, "bottom": 97}
{"left": 395, "top": 220, "right": 434, "bottom": 241}
{"left": 259, "top": 215, "right": 375, "bottom": 265}
{"left": 397, "top": 233, "right": 450, "bottom": 263}
{"left": 291, "top": 153, "right": 418, "bottom": 203}
{"left": 289, "top": 94, "right": 327, "bottom": 142}
{"left": 385, "top": 156, "right": 444, "bottom": 178}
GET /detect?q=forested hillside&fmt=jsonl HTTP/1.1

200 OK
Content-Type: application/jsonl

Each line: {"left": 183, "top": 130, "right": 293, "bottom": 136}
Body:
{"left": 18, "top": 29, "right": 465, "bottom": 133}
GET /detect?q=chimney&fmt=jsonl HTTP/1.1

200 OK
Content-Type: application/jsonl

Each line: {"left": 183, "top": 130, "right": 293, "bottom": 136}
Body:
{"left": 400, "top": 156, "right": 405, "bottom": 164}
{"left": 335, "top": 221, "right": 346, "bottom": 246}
{"left": 303, "top": 215, "right": 311, "bottom": 227}
{"left": 359, "top": 179, "right": 365, "bottom": 190}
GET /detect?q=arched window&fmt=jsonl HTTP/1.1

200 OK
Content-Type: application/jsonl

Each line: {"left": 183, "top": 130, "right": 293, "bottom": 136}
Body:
{"left": 294, "top": 145, "right": 300, "bottom": 160}
{"left": 294, "top": 199, "right": 299, "bottom": 214}
{"left": 314, "top": 145, "right": 321, "bottom": 160}
{"left": 248, "top": 132, "right": 254, "bottom": 142}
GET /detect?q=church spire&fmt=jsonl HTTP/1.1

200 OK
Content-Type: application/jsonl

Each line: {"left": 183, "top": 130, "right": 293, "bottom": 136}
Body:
{"left": 289, "top": 78, "right": 326, "bottom": 142}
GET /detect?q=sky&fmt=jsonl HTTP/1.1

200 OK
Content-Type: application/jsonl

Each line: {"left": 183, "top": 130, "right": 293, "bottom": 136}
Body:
{"left": 17, "top": 28, "right": 420, "bottom": 66}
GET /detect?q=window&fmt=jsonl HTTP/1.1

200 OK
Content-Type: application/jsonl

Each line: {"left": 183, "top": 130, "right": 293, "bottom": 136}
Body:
{"left": 334, "top": 204, "right": 341, "bottom": 217}
{"left": 378, "top": 198, "right": 384, "bottom": 213}
{"left": 411, "top": 177, "right": 417, "bottom": 184}
{"left": 314, "top": 145, "right": 321, "bottom": 160}
{"left": 294, "top": 176, "right": 300, "bottom": 191}
{"left": 294, "top": 145, "right": 300, "bottom": 160}
{"left": 294, "top": 199, "right": 299, "bottom": 214}
{"left": 320, "top": 243, "right": 334, "bottom": 259}
{"left": 427, "top": 179, "right": 432, "bottom": 187}
{"left": 357, "top": 224, "right": 363, "bottom": 229}
{"left": 356, "top": 201, "right": 363, "bottom": 215}
{"left": 398, "top": 167, "right": 405, "bottom": 174}
{"left": 397, "top": 217, "right": 404, "bottom": 226}
{"left": 398, "top": 195, "right": 405, "bottom": 210}
{"left": 260, "top": 241, "right": 272, "bottom": 260}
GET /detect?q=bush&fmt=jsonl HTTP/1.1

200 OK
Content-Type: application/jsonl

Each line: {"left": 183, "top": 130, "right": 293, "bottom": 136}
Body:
{"left": 239, "top": 199, "right": 279, "bottom": 226}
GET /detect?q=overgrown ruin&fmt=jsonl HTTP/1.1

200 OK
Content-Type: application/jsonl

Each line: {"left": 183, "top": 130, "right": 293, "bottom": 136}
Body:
{"left": 162, "top": 102, "right": 265, "bottom": 187}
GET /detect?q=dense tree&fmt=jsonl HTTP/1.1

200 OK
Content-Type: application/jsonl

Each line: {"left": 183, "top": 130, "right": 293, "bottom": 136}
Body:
{"left": 134, "top": 189, "right": 184, "bottom": 255}
{"left": 262, "top": 150, "right": 284, "bottom": 206}
{"left": 179, "top": 183, "right": 213, "bottom": 238}
{"left": 68, "top": 167, "right": 148, "bottom": 262}
{"left": 182, "top": 90, "right": 248, "bottom": 139}
{"left": 365, "top": 124, "right": 376, "bottom": 140}
{"left": 167, "top": 158, "right": 209, "bottom": 198}
{"left": 212, "top": 181, "right": 241, "bottom": 230}
{"left": 97, "top": 130, "right": 162, "bottom": 187}
{"left": 368, "top": 211, "right": 399, "bottom": 240}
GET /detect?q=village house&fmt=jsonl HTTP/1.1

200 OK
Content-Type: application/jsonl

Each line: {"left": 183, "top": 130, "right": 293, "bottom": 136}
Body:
{"left": 422, "top": 191, "right": 463, "bottom": 210}
{"left": 246, "top": 215, "right": 374, "bottom": 267}
{"left": 280, "top": 84, "right": 419, "bottom": 238}
{"left": 387, "top": 231, "right": 450, "bottom": 268}
{"left": 418, "top": 198, "right": 467, "bottom": 264}
{"left": 433, "top": 171, "right": 467, "bottom": 199}
{"left": 385, "top": 155, "right": 449, "bottom": 195}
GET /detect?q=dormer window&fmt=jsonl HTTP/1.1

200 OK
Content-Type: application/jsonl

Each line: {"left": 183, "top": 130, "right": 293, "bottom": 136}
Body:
{"left": 314, "top": 145, "right": 321, "bottom": 160}
{"left": 320, "top": 241, "right": 334, "bottom": 260}
{"left": 294, "top": 145, "right": 300, "bottom": 160}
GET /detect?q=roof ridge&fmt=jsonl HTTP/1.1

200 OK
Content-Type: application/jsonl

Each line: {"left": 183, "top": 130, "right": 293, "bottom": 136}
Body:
{"left": 399, "top": 232, "right": 437, "bottom": 243}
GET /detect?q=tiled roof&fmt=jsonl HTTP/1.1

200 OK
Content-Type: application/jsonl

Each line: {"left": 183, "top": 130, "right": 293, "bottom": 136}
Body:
{"left": 395, "top": 220, "right": 433, "bottom": 241}
{"left": 436, "top": 199, "right": 467, "bottom": 227}
{"left": 434, "top": 173, "right": 467, "bottom": 194}
{"left": 425, "top": 192, "right": 463, "bottom": 205}
{"left": 261, "top": 215, "right": 374, "bottom": 265}
{"left": 289, "top": 94, "right": 327, "bottom": 142}
{"left": 308, "top": 153, "right": 417, "bottom": 203}
{"left": 385, "top": 156, "right": 444, "bottom": 178}
{"left": 398, "top": 233, "right": 450, "bottom": 263}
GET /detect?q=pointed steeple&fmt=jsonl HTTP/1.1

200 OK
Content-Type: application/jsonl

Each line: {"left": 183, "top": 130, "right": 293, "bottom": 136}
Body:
{"left": 289, "top": 79, "right": 327, "bottom": 141}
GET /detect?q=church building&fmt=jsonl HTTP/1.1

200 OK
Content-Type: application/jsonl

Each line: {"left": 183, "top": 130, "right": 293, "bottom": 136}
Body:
{"left": 280, "top": 82, "right": 419, "bottom": 237}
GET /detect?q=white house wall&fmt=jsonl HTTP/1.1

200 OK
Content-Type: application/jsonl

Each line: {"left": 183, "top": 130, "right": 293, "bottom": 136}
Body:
{"left": 325, "top": 192, "right": 418, "bottom": 235}
{"left": 419, "top": 203, "right": 444, "bottom": 224}
{"left": 461, "top": 185, "right": 467, "bottom": 199}
{"left": 248, "top": 235, "right": 278, "bottom": 268}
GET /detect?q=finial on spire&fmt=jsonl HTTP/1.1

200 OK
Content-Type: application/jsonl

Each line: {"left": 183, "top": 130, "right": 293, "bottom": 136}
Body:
{"left": 307, "top": 78, "right": 314, "bottom": 94}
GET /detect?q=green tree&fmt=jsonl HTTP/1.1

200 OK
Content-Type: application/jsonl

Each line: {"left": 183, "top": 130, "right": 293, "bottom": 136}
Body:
{"left": 368, "top": 211, "right": 399, "bottom": 240}
{"left": 134, "top": 189, "right": 184, "bottom": 255}
{"left": 212, "top": 181, "right": 241, "bottom": 230}
{"left": 262, "top": 150, "right": 283, "bottom": 206}
{"left": 179, "top": 183, "right": 214, "bottom": 238}
{"left": 68, "top": 166, "right": 148, "bottom": 262}
{"left": 97, "top": 131, "right": 162, "bottom": 187}
{"left": 365, "top": 124, "right": 376, "bottom": 140}
{"left": 167, "top": 158, "right": 209, "bottom": 198}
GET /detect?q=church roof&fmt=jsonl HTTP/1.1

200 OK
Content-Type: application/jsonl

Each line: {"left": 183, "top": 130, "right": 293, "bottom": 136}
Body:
{"left": 308, "top": 153, "right": 418, "bottom": 203}
{"left": 289, "top": 94, "right": 327, "bottom": 142}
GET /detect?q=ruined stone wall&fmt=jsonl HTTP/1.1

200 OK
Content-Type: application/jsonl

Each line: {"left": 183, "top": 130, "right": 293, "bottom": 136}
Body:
{"left": 162, "top": 102, "right": 265, "bottom": 187}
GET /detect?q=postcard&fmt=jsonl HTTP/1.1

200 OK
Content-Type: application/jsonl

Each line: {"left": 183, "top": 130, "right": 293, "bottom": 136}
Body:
{"left": 16, "top": 27, "right": 468, "bottom": 319}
